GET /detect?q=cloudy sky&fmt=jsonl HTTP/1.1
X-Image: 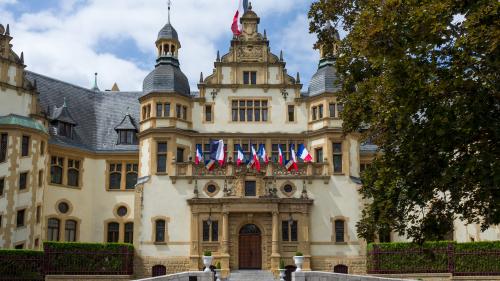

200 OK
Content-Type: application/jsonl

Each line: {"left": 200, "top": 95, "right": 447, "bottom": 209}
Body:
{"left": 0, "top": 0, "right": 322, "bottom": 92}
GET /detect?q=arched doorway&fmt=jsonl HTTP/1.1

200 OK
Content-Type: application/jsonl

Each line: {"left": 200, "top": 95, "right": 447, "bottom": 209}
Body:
{"left": 238, "top": 224, "right": 262, "bottom": 269}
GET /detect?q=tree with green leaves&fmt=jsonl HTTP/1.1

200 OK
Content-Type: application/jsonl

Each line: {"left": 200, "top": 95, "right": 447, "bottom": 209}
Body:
{"left": 308, "top": 0, "right": 499, "bottom": 242}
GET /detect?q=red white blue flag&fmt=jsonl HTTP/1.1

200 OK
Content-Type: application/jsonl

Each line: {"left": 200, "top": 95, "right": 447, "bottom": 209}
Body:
{"left": 278, "top": 144, "right": 284, "bottom": 166}
{"left": 195, "top": 144, "right": 203, "bottom": 165}
{"left": 210, "top": 140, "right": 225, "bottom": 166}
{"left": 297, "top": 144, "right": 313, "bottom": 162}
{"left": 257, "top": 144, "right": 269, "bottom": 164}
{"left": 236, "top": 144, "right": 245, "bottom": 166}
{"left": 247, "top": 144, "right": 261, "bottom": 172}
{"left": 285, "top": 144, "right": 298, "bottom": 172}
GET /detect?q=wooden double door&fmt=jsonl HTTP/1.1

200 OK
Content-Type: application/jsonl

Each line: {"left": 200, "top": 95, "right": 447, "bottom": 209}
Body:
{"left": 238, "top": 224, "right": 262, "bottom": 269}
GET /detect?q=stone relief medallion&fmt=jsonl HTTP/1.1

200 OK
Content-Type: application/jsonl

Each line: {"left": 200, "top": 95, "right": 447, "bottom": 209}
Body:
{"left": 237, "top": 45, "right": 264, "bottom": 62}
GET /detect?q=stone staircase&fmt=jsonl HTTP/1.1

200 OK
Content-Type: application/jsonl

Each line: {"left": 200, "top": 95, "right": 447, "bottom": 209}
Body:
{"left": 227, "top": 270, "right": 276, "bottom": 281}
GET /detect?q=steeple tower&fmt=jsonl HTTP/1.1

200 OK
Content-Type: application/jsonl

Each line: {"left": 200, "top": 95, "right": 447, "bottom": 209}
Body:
{"left": 156, "top": 0, "right": 180, "bottom": 59}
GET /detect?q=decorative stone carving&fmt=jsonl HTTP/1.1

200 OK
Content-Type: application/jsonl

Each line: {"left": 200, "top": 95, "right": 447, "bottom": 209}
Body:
{"left": 237, "top": 45, "right": 264, "bottom": 62}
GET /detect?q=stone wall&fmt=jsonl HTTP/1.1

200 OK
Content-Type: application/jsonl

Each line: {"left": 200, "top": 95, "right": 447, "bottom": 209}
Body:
{"left": 293, "top": 271, "right": 417, "bottom": 281}
{"left": 45, "top": 276, "right": 131, "bottom": 281}
{"left": 310, "top": 256, "right": 367, "bottom": 274}
{"left": 134, "top": 272, "right": 212, "bottom": 281}
{"left": 374, "top": 274, "right": 500, "bottom": 281}
{"left": 134, "top": 255, "right": 190, "bottom": 279}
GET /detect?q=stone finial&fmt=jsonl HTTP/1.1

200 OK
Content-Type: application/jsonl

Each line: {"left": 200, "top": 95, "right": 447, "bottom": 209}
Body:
{"left": 20, "top": 52, "right": 24, "bottom": 64}
{"left": 296, "top": 72, "right": 300, "bottom": 84}
{"left": 5, "top": 24, "right": 9, "bottom": 36}
{"left": 279, "top": 50, "right": 283, "bottom": 61}
{"left": 248, "top": 1, "right": 252, "bottom": 10}
{"left": 263, "top": 29, "right": 267, "bottom": 39}
{"left": 199, "top": 72, "right": 204, "bottom": 83}
{"left": 91, "top": 72, "right": 100, "bottom": 91}
{"left": 216, "top": 50, "right": 220, "bottom": 62}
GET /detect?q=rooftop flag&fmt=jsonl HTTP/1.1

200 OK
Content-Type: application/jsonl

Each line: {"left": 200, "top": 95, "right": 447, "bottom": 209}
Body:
{"left": 231, "top": 0, "right": 243, "bottom": 36}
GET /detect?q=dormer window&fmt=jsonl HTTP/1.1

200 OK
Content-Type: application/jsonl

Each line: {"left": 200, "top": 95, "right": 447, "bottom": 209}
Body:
{"left": 57, "top": 122, "right": 74, "bottom": 138}
{"left": 117, "top": 130, "right": 138, "bottom": 145}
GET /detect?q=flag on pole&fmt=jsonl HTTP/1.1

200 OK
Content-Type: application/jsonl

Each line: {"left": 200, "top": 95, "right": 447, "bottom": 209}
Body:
{"left": 236, "top": 144, "right": 245, "bottom": 166}
{"left": 210, "top": 140, "right": 225, "bottom": 166}
{"left": 278, "top": 144, "right": 284, "bottom": 166}
{"left": 249, "top": 144, "right": 261, "bottom": 171}
{"left": 257, "top": 144, "right": 269, "bottom": 164}
{"left": 195, "top": 144, "right": 203, "bottom": 165}
{"left": 285, "top": 144, "right": 298, "bottom": 171}
{"left": 205, "top": 159, "right": 216, "bottom": 171}
{"left": 231, "top": 0, "right": 243, "bottom": 36}
{"left": 297, "top": 144, "right": 313, "bottom": 162}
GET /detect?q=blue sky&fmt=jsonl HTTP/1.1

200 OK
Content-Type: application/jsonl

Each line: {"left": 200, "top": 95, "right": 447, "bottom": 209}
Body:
{"left": 0, "top": 0, "right": 321, "bottom": 91}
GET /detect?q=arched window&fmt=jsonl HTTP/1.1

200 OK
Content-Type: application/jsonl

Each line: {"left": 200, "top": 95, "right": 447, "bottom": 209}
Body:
{"left": 107, "top": 222, "right": 119, "bottom": 242}
{"left": 333, "top": 264, "right": 348, "bottom": 274}
{"left": 125, "top": 164, "right": 138, "bottom": 189}
{"left": 67, "top": 159, "right": 80, "bottom": 187}
{"left": 65, "top": 220, "right": 77, "bottom": 242}
{"left": 124, "top": 222, "right": 133, "bottom": 244}
{"left": 50, "top": 157, "right": 63, "bottom": 184}
{"left": 47, "top": 218, "right": 60, "bottom": 241}
{"left": 152, "top": 265, "right": 167, "bottom": 277}
{"left": 155, "top": 219, "right": 166, "bottom": 242}
{"left": 334, "top": 219, "right": 345, "bottom": 243}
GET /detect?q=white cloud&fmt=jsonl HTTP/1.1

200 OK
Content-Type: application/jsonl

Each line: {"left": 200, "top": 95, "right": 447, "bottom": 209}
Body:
{"left": 5, "top": 0, "right": 316, "bottom": 91}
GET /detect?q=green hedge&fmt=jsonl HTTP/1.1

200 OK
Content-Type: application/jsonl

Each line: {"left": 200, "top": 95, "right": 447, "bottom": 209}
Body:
{"left": 44, "top": 242, "right": 134, "bottom": 275}
{"left": 0, "top": 250, "right": 44, "bottom": 280}
{"left": 368, "top": 241, "right": 500, "bottom": 275}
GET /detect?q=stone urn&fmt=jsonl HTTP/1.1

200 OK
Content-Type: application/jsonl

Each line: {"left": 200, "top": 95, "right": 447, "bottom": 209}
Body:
{"left": 279, "top": 269, "right": 286, "bottom": 281}
{"left": 214, "top": 269, "right": 222, "bottom": 281}
{"left": 202, "top": 255, "right": 213, "bottom": 272}
{"left": 293, "top": 255, "right": 304, "bottom": 272}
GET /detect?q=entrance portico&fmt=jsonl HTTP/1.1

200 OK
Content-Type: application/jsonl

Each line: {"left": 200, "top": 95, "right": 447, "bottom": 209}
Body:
{"left": 188, "top": 198, "right": 313, "bottom": 277}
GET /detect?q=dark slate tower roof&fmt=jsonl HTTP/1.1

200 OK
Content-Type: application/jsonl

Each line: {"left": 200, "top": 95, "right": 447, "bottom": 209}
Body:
{"left": 143, "top": 57, "right": 190, "bottom": 96}
{"left": 307, "top": 59, "right": 340, "bottom": 96}
{"left": 115, "top": 114, "right": 138, "bottom": 131}
{"left": 157, "top": 23, "right": 178, "bottom": 41}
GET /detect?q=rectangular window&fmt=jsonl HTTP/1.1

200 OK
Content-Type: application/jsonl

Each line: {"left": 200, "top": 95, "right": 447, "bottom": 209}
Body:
{"left": 176, "top": 104, "right": 182, "bottom": 119}
{"left": 176, "top": 147, "right": 184, "bottom": 163}
{"left": 244, "top": 181, "right": 256, "bottom": 196}
{"left": 333, "top": 142, "right": 343, "bottom": 173}
{"left": 65, "top": 220, "right": 77, "bottom": 242}
{"left": 202, "top": 221, "right": 210, "bottom": 241}
{"left": 21, "top": 135, "right": 30, "bottom": 156}
{"left": 337, "top": 103, "right": 344, "bottom": 116}
{"left": 202, "top": 220, "right": 218, "bottom": 242}
{"left": 156, "top": 103, "right": 163, "bottom": 117}
{"left": 231, "top": 99, "right": 269, "bottom": 122}
{"left": 19, "top": 172, "right": 28, "bottom": 190}
{"left": 125, "top": 163, "right": 138, "bottom": 190}
{"left": 164, "top": 103, "right": 171, "bottom": 117}
{"left": 312, "top": 107, "right": 317, "bottom": 120}
{"left": 335, "top": 220, "right": 345, "bottom": 242}
{"left": 211, "top": 221, "right": 219, "bottom": 242}
{"left": 182, "top": 106, "right": 187, "bottom": 120}
{"left": 329, "top": 103, "right": 336, "bottom": 118}
{"left": 124, "top": 222, "right": 133, "bottom": 243}
{"left": 281, "top": 221, "right": 289, "bottom": 241}
{"left": 155, "top": 220, "right": 166, "bottom": 242}
{"left": 107, "top": 222, "right": 119, "bottom": 243}
{"left": 318, "top": 104, "right": 324, "bottom": 119}
{"left": 282, "top": 220, "right": 298, "bottom": 242}
{"left": 315, "top": 148, "right": 323, "bottom": 163}
{"left": 109, "top": 163, "right": 122, "bottom": 190}
{"left": 40, "top": 141, "right": 45, "bottom": 156}
{"left": 157, "top": 142, "right": 167, "bottom": 173}
{"left": 0, "top": 178, "right": 4, "bottom": 196}
{"left": 287, "top": 105, "right": 295, "bottom": 122}
{"left": 67, "top": 159, "right": 80, "bottom": 187}
{"left": 0, "top": 133, "right": 7, "bottom": 162}
{"left": 205, "top": 105, "right": 212, "bottom": 122}
{"left": 243, "top": 71, "right": 257, "bottom": 85}
{"left": 51, "top": 156, "right": 64, "bottom": 184}
{"left": 17, "top": 209, "right": 25, "bottom": 227}
{"left": 47, "top": 218, "right": 60, "bottom": 241}
{"left": 290, "top": 220, "right": 298, "bottom": 241}
{"left": 15, "top": 244, "right": 24, "bottom": 249}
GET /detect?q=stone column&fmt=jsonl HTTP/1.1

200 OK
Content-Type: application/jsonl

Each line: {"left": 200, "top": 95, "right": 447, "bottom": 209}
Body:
{"left": 301, "top": 212, "right": 312, "bottom": 271}
{"left": 189, "top": 212, "right": 200, "bottom": 271}
{"left": 220, "top": 211, "right": 230, "bottom": 278}
{"left": 271, "top": 211, "right": 281, "bottom": 275}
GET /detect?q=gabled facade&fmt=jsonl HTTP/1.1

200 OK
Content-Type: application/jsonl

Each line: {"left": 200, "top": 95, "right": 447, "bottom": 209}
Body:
{"left": 0, "top": 5, "right": 498, "bottom": 279}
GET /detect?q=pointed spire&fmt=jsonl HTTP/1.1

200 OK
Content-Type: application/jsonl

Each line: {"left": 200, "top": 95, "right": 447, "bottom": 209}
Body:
{"left": 263, "top": 29, "right": 267, "bottom": 39}
{"left": 111, "top": 82, "right": 120, "bottom": 91}
{"left": 5, "top": 24, "right": 10, "bottom": 36}
{"left": 296, "top": 72, "right": 301, "bottom": 84}
{"left": 91, "top": 72, "right": 100, "bottom": 91}
{"left": 20, "top": 52, "right": 24, "bottom": 64}
{"left": 216, "top": 50, "right": 220, "bottom": 62}
{"left": 279, "top": 50, "right": 283, "bottom": 61}
{"left": 199, "top": 72, "right": 204, "bottom": 83}
{"left": 167, "top": 0, "right": 171, "bottom": 24}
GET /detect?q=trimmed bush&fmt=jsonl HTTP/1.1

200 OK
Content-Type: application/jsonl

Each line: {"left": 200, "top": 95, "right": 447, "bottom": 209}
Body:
{"left": 454, "top": 241, "right": 500, "bottom": 274}
{"left": 0, "top": 250, "right": 44, "bottom": 280}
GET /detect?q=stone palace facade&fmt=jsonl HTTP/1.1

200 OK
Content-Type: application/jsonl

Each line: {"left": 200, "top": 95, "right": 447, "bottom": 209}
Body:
{"left": 0, "top": 4, "right": 498, "bottom": 279}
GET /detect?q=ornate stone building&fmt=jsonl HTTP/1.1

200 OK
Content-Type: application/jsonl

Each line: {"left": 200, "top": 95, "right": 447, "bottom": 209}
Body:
{"left": 0, "top": 5, "right": 498, "bottom": 279}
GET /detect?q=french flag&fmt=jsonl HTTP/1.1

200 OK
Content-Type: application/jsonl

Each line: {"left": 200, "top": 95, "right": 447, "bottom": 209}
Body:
{"left": 236, "top": 144, "right": 245, "bottom": 166}
{"left": 205, "top": 159, "right": 216, "bottom": 171}
{"left": 195, "top": 144, "right": 203, "bottom": 165}
{"left": 278, "top": 144, "right": 284, "bottom": 166}
{"left": 297, "top": 144, "right": 313, "bottom": 162}
{"left": 285, "top": 144, "right": 298, "bottom": 172}
{"left": 247, "top": 145, "right": 261, "bottom": 172}
{"left": 257, "top": 144, "right": 269, "bottom": 164}
{"left": 210, "top": 140, "right": 225, "bottom": 166}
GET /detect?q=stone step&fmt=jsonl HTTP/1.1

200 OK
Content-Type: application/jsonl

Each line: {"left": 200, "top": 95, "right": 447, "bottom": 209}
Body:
{"left": 228, "top": 270, "right": 275, "bottom": 281}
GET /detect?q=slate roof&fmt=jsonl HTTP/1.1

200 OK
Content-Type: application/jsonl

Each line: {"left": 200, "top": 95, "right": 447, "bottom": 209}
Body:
{"left": 115, "top": 114, "right": 138, "bottom": 131}
{"left": 0, "top": 114, "right": 47, "bottom": 133}
{"left": 25, "top": 71, "right": 141, "bottom": 152}
{"left": 143, "top": 56, "right": 190, "bottom": 96}
{"left": 306, "top": 58, "right": 341, "bottom": 97}
{"left": 49, "top": 103, "right": 77, "bottom": 125}
{"left": 157, "top": 23, "right": 178, "bottom": 41}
